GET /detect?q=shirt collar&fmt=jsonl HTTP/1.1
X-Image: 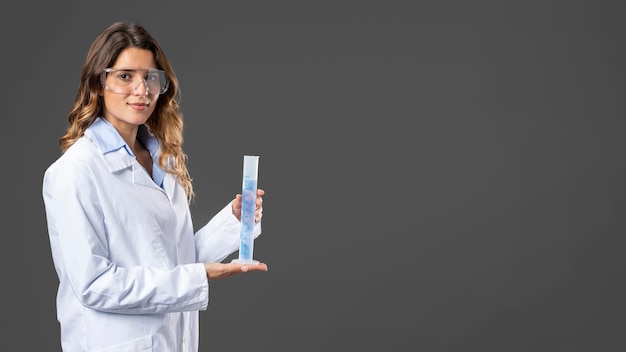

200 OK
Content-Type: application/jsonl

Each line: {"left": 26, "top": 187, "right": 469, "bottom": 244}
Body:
{"left": 86, "top": 117, "right": 166, "bottom": 187}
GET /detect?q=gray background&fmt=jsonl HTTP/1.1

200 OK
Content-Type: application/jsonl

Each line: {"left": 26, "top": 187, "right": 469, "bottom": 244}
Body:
{"left": 2, "top": 0, "right": 625, "bottom": 351}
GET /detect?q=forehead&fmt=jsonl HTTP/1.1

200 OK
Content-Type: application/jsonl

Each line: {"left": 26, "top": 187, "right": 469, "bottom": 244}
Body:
{"left": 112, "top": 47, "right": 157, "bottom": 69}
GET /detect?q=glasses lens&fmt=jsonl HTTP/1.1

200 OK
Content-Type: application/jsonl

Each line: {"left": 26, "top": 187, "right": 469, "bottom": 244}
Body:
{"left": 102, "top": 68, "right": 169, "bottom": 95}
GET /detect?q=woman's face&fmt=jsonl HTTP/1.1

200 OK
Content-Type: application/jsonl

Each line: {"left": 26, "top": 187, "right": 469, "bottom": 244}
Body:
{"left": 101, "top": 47, "right": 159, "bottom": 132}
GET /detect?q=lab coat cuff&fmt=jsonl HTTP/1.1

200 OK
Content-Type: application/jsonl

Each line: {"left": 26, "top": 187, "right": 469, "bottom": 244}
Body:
{"left": 190, "top": 263, "right": 209, "bottom": 311}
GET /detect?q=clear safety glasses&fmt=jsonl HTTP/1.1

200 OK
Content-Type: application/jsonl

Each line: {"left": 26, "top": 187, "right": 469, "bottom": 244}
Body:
{"left": 101, "top": 68, "right": 170, "bottom": 95}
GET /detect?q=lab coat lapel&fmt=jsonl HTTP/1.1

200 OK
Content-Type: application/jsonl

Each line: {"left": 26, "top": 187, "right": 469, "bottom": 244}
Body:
{"left": 162, "top": 173, "right": 177, "bottom": 200}
{"left": 132, "top": 162, "right": 159, "bottom": 188}
{"left": 102, "top": 149, "right": 162, "bottom": 191}
{"left": 102, "top": 148, "right": 133, "bottom": 173}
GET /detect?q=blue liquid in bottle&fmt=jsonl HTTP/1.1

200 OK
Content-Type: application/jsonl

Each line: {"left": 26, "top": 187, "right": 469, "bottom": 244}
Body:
{"left": 233, "top": 155, "right": 260, "bottom": 264}
{"left": 239, "top": 178, "right": 257, "bottom": 262}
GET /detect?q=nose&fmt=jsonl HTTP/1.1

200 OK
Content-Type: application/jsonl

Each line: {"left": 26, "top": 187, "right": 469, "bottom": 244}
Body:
{"left": 131, "top": 78, "right": 149, "bottom": 96}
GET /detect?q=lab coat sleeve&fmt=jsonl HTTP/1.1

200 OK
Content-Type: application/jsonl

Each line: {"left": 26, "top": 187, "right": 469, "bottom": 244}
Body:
{"left": 43, "top": 161, "right": 208, "bottom": 315}
{"left": 194, "top": 202, "right": 262, "bottom": 263}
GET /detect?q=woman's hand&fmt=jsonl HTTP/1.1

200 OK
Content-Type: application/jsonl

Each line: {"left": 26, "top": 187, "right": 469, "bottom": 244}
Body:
{"left": 204, "top": 262, "right": 268, "bottom": 281}
{"left": 232, "top": 188, "right": 264, "bottom": 222}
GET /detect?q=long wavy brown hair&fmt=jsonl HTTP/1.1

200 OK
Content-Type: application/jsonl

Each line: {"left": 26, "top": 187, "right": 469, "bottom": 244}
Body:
{"left": 59, "top": 22, "right": 194, "bottom": 203}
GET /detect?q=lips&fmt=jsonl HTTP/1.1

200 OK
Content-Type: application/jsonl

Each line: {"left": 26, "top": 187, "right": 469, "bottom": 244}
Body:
{"left": 128, "top": 101, "right": 150, "bottom": 110}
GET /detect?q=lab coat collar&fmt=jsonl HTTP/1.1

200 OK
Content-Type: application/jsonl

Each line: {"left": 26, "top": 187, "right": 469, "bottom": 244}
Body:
{"left": 85, "top": 117, "right": 166, "bottom": 190}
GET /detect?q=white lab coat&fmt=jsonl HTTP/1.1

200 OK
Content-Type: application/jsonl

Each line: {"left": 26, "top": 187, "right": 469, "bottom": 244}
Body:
{"left": 42, "top": 117, "right": 261, "bottom": 351}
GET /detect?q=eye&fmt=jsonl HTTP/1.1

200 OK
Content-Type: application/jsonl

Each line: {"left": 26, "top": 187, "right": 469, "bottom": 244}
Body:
{"left": 146, "top": 73, "right": 159, "bottom": 82}
{"left": 117, "top": 71, "right": 133, "bottom": 82}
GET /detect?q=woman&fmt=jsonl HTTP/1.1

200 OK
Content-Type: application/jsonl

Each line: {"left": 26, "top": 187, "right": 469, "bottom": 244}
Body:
{"left": 42, "top": 22, "right": 268, "bottom": 351}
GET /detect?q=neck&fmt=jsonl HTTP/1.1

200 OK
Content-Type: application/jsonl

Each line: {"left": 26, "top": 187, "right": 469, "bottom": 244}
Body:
{"left": 102, "top": 117, "right": 141, "bottom": 153}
